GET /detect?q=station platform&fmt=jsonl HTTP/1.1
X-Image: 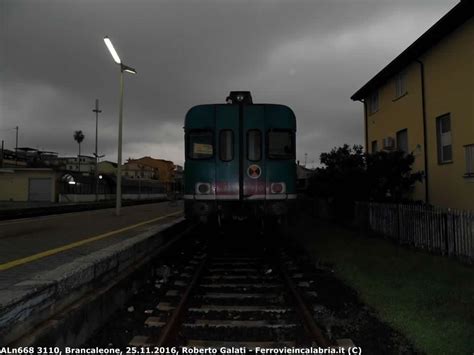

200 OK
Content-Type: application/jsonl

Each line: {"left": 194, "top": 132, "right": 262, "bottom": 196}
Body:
{"left": 0, "top": 200, "right": 184, "bottom": 344}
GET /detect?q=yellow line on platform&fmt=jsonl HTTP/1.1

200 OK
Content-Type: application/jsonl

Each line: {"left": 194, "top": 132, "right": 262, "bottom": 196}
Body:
{"left": 0, "top": 211, "right": 182, "bottom": 272}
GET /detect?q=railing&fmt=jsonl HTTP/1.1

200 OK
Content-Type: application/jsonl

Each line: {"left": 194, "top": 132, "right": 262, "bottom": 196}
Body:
{"left": 355, "top": 202, "right": 474, "bottom": 263}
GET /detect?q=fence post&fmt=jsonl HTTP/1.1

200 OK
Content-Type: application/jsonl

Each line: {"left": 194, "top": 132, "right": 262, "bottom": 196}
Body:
{"left": 397, "top": 204, "right": 401, "bottom": 243}
{"left": 444, "top": 210, "right": 450, "bottom": 256}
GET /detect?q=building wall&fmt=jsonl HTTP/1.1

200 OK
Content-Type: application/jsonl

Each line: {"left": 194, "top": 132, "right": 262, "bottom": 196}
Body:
{"left": 422, "top": 17, "right": 474, "bottom": 210}
{"left": 365, "top": 17, "right": 474, "bottom": 209}
{"left": 0, "top": 170, "right": 56, "bottom": 202}
{"left": 122, "top": 162, "right": 154, "bottom": 179}
{"left": 132, "top": 157, "right": 175, "bottom": 183}
{"left": 366, "top": 62, "right": 426, "bottom": 201}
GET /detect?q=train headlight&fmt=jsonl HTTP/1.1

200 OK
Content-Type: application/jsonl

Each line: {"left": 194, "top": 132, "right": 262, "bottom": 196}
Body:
{"left": 196, "top": 182, "right": 212, "bottom": 194}
{"left": 270, "top": 182, "right": 286, "bottom": 194}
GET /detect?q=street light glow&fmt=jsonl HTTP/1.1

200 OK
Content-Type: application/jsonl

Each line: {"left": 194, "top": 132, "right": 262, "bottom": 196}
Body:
{"left": 104, "top": 36, "right": 121, "bottom": 64}
{"left": 124, "top": 68, "right": 137, "bottom": 75}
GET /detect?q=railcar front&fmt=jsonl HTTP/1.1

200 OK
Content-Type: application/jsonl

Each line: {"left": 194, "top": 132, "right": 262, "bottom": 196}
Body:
{"left": 184, "top": 92, "right": 297, "bottom": 225}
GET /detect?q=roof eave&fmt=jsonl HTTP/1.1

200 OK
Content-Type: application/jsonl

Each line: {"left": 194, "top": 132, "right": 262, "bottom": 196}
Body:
{"left": 351, "top": 0, "right": 473, "bottom": 101}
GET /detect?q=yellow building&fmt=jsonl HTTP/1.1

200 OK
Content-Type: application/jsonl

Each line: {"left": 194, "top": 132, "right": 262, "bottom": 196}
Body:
{"left": 351, "top": 0, "right": 474, "bottom": 210}
{"left": 0, "top": 168, "right": 58, "bottom": 202}
{"left": 127, "top": 157, "right": 175, "bottom": 183}
{"left": 122, "top": 161, "right": 155, "bottom": 179}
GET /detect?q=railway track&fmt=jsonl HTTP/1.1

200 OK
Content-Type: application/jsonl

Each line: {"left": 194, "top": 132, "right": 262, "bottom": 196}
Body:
{"left": 127, "top": 237, "right": 341, "bottom": 349}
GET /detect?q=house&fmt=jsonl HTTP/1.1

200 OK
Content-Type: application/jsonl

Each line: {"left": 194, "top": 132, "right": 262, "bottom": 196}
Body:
{"left": 57, "top": 155, "right": 95, "bottom": 173}
{"left": 126, "top": 157, "right": 175, "bottom": 183}
{"left": 0, "top": 149, "right": 28, "bottom": 168}
{"left": 351, "top": 0, "right": 474, "bottom": 210}
{"left": 296, "top": 164, "right": 315, "bottom": 192}
{"left": 122, "top": 161, "right": 155, "bottom": 179}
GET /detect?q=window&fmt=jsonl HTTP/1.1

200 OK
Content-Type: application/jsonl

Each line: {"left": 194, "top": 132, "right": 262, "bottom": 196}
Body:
{"left": 188, "top": 130, "right": 213, "bottom": 159}
{"left": 268, "top": 130, "right": 294, "bottom": 159}
{"left": 368, "top": 91, "right": 379, "bottom": 114}
{"left": 371, "top": 140, "right": 378, "bottom": 153}
{"left": 465, "top": 144, "right": 474, "bottom": 176}
{"left": 395, "top": 72, "right": 407, "bottom": 98}
{"left": 219, "top": 130, "right": 234, "bottom": 161}
{"left": 436, "top": 114, "right": 452, "bottom": 163}
{"left": 396, "top": 129, "right": 408, "bottom": 153}
{"left": 247, "top": 130, "right": 261, "bottom": 161}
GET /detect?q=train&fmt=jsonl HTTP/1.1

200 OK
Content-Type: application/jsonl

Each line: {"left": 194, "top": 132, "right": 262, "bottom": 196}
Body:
{"left": 183, "top": 91, "right": 297, "bottom": 227}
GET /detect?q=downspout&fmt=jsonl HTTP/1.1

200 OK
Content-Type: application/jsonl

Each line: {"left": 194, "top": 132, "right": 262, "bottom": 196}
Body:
{"left": 415, "top": 59, "right": 430, "bottom": 205}
{"left": 358, "top": 99, "right": 369, "bottom": 152}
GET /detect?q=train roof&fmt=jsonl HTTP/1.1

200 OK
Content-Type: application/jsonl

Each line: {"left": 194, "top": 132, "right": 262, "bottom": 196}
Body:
{"left": 185, "top": 103, "right": 296, "bottom": 129}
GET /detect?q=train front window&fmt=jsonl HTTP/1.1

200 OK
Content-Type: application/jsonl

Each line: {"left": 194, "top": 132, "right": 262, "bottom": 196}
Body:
{"left": 188, "top": 130, "right": 213, "bottom": 159}
{"left": 268, "top": 130, "right": 294, "bottom": 159}
{"left": 219, "top": 130, "right": 234, "bottom": 161}
{"left": 247, "top": 130, "right": 262, "bottom": 161}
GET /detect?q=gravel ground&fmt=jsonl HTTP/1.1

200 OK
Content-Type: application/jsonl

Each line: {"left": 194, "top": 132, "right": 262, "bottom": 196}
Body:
{"left": 86, "top": 221, "right": 421, "bottom": 354}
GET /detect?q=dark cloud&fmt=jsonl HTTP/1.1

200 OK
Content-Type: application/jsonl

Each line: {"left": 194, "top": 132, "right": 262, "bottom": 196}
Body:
{"left": 0, "top": 0, "right": 457, "bottom": 166}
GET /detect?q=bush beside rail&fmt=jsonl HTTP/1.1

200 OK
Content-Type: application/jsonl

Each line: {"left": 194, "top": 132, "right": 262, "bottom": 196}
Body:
{"left": 355, "top": 202, "right": 474, "bottom": 263}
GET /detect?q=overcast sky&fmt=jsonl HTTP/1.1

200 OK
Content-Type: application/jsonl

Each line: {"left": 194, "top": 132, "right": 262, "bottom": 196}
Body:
{"left": 0, "top": 0, "right": 458, "bottom": 167}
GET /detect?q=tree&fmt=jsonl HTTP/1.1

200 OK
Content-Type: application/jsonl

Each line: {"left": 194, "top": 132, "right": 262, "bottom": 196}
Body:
{"left": 308, "top": 144, "right": 368, "bottom": 221}
{"left": 366, "top": 150, "right": 423, "bottom": 202}
{"left": 308, "top": 144, "right": 423, "bottom": 221}
{"left": 73, "top": 130, "right": 85, "bottom": 172}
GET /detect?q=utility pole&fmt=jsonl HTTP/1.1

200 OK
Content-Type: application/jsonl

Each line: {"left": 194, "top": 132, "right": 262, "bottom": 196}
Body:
{"left": 15, "top": 126, "right": 18, "bottom": 166}
{"left": 1, "top": 140, "right": 4, "bottom": 168}
{"left": 93, "top": 99, "right": 103, "bottom": 202}
{"left": 304, "top": 152, "right": 308, "bottom": 167}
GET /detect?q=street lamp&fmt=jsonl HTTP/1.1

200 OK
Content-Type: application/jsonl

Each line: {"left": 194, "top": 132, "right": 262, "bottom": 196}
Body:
{"left": 103, "top": 36, "right": 137, "bottom": 216}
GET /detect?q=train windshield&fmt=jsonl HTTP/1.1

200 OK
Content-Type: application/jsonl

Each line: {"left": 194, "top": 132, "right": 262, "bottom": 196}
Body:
{"left": 188, "top": 130, "right": 213, "bottom": 159}
{"left": 268, "top": 130, "right": 294, "bottom": 159}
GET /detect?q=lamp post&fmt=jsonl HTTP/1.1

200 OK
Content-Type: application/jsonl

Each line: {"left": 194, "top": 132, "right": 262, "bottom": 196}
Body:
{"left": 103, "top": 36, "right": 137, "bottom": 216}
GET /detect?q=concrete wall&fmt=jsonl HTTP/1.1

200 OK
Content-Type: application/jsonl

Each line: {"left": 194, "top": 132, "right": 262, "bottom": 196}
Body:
{"left": 0, "top": 170, "right": 56, "bottom": 202}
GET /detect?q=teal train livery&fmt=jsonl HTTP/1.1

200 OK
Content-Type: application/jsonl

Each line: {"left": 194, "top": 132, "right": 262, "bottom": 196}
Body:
{"left": 184, "top": 91, "right": 297, "bottom": 226}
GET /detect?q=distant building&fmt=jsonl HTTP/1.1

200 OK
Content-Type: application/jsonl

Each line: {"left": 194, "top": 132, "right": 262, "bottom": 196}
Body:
{"left": 57, "top": 155, "right": 95, "bottom": 173}
{"left": 0, "top": 168, "right": 58, "bottom": 202}
{"left": 297, "top": 165, "right": 315, "bottom": 192}
{"left": 127, "top": 157, "right": 175, "bottom": 183}
{"left": 0, "top": 149, "right": 28, "bottom": 168}
{"left": 122, "top": 161, "right": 155, "bottom": 179}
{"left": 174, "top": 164, "right": 183, "bottom": 180}
{"left": 351, "top": 0, "right": 474, "bottom": 210}
{"left": 0, "top": 147, "right": 59, "bottom": 168}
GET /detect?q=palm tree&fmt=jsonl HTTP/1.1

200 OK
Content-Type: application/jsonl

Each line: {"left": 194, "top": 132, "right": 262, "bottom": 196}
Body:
{"left": 73, "top": 130, "right": 85, "bottom": 172}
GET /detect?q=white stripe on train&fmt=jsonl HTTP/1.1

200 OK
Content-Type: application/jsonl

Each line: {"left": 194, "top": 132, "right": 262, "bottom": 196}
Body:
{"left": 183, "top": 194, "right": 297, "bottom": 200}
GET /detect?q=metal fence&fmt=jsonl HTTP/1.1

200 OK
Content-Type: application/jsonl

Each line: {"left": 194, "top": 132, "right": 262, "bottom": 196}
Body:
{"left": 355, "top": 202, "right": 474, "bottom": 263}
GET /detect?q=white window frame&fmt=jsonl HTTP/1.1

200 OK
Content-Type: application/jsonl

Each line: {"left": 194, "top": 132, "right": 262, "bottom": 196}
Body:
{"left": 436, "top": 114, "right": 453, "bottom": 164}
{"left": 465, "top": 144, "right": 474, "bottom": 176}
